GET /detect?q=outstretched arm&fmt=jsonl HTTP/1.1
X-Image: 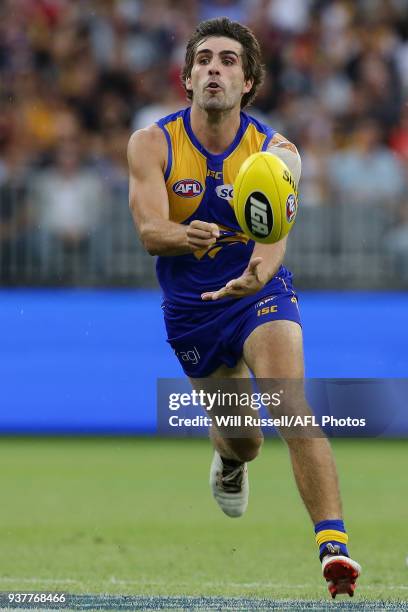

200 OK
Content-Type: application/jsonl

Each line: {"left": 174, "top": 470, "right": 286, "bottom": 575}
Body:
{"left": 249, "top": 132, "right": 301, "bottom": 283}
{"left": 202, "top": 133, "right": 300, "bottom": 300}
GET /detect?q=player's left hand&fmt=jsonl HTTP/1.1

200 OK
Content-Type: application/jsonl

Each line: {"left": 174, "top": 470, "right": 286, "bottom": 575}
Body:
{"left": 201, "top": 257, "right": 265, "bottom": 301}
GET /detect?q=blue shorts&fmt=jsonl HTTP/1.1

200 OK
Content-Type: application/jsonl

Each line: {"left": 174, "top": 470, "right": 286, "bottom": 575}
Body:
{"left": 163, "top": 277, "right": 301, "bottom": 377}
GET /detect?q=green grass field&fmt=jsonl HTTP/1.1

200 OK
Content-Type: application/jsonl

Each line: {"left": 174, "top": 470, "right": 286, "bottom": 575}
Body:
{"left": 0, "top": 437, "right": 407, "bottom": 606}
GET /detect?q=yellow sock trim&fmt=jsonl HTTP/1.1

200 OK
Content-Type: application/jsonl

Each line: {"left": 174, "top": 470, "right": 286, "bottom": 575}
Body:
{"left": 316, "top": 529, "right": 348, "bottom": 547}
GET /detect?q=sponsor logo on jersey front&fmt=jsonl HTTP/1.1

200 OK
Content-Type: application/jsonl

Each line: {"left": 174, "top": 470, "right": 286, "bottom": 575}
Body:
{"left": 244, "top": 191, "right": 273, "bottom": 238}
{"left": 215, "top": 184, "right": 233, "bottom": 201}
{"left": 172, "top": 179, "right": 203, "bottom": 198}
{"left": 286, "top": 193, "right": 297, "bottom": 222}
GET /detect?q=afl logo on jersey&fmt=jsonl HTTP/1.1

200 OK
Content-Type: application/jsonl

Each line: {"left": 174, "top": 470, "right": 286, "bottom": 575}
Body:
{"left": 172, "top": 179, "right": 203, "bottom": 198}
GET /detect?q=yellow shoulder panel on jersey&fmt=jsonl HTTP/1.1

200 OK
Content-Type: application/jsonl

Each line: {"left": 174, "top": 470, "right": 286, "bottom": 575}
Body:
{"left": 164, "top": 116, "right": 207, "bottom": 224}
{"left": 223, "top": 123, "right": 268, "bottom": 206}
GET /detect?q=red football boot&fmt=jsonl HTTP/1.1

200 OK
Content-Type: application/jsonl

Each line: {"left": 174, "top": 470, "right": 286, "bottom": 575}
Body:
{"left": 322, "top": 555, "right": 361, "bottom": 599}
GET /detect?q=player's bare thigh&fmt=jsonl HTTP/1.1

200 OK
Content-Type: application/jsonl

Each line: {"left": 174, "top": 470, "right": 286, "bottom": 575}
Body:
{"left": 243, "top": 320, "right": 317, "bottom": 438}
{"left": 243, "top": 319, "right": 304, "bottom": 379}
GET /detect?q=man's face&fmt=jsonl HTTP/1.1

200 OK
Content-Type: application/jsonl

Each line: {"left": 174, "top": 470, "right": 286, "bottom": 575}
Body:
{"left": 186, "top": 36, "right": 253, "bottom": 112}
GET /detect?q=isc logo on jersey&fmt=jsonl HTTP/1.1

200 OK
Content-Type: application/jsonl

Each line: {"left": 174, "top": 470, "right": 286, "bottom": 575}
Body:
{"left": 216, "top": 184, "right": 234, "bottom": 201}
{"left": 173, "top": 179, "right": 203, "bottom": 198}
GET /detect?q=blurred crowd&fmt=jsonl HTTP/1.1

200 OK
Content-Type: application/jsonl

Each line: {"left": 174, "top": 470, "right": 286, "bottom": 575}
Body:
{"left": 1, "top": 0, "right": 408, "bottom": 284}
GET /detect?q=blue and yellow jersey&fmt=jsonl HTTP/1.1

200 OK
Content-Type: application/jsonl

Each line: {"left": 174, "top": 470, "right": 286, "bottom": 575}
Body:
{"left": 156, "top": 107, "right": 290, "bottom": 307}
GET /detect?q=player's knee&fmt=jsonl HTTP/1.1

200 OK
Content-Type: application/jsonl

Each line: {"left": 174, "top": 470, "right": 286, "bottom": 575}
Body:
{"left": 231, "top": 435, "right": 263, "bottom": 462}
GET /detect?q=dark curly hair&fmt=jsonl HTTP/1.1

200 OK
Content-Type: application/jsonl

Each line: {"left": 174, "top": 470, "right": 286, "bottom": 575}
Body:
{"left": 181, "top": 17, "right": 265, "bottom": 109}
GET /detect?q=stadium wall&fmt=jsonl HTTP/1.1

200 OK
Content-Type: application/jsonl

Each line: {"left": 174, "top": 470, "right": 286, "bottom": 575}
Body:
{"left": 1, "top": 289, "right": 407, "bottom": 436}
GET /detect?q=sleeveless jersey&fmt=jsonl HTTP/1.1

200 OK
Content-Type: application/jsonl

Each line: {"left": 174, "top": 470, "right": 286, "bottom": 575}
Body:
{"left": 156, "top": 106, "right": 291, "bottom": 308}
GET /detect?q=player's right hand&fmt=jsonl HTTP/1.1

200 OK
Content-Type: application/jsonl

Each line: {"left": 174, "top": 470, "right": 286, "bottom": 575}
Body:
{"left": 186, "top": 220, "right": 220, "bottom": 250}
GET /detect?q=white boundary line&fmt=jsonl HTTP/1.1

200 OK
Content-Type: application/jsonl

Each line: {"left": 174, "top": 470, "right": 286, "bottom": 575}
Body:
{"left": 0, "top": 578, "right": 83, "bottom": 585}
{"left": 0, "top": 576, "right": 407, "bottom": 591}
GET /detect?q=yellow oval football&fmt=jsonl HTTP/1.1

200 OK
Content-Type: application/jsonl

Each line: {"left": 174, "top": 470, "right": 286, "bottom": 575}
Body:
{"left": 233, "top": 152, "right": 298, "bottom": 244}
